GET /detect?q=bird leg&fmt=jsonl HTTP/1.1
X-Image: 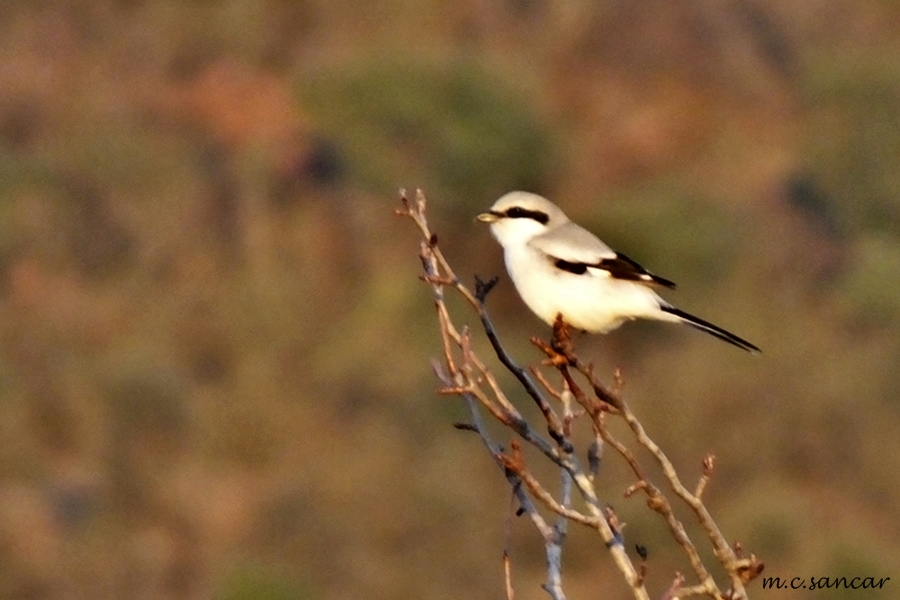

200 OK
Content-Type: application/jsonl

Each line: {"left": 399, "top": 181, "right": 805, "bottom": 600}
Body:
{"left": 551, "top": 314, "right": 578, "bottom": 363}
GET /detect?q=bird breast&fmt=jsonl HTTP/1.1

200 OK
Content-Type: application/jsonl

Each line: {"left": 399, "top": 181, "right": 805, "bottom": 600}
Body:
{"left": 502, "top": 245, "right": 666, "bottom": 333}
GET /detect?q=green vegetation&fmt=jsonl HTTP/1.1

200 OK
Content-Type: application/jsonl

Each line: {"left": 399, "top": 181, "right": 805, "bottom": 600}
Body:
{"left": 299, "top": 57, "right": 556, "bottom": 216}
{"left": 217, "top": 565, "right": 314, "bottom": 600}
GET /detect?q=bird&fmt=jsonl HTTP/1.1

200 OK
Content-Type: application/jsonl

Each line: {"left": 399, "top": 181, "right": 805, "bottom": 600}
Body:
{"left": 476, "top": 191, "right": 760, "bottom": 352}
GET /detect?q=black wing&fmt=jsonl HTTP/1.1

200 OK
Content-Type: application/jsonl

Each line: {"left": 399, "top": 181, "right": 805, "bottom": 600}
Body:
{"left": 554, "top": 252, "right": 676, "bottom": 289}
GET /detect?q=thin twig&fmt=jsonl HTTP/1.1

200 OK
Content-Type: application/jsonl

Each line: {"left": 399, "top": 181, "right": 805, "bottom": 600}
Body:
{"left": 398, "top": 189, "right": 760, "bottom": 600}
{"left": 533, "top": 308, "right": 762, "bottom": 597}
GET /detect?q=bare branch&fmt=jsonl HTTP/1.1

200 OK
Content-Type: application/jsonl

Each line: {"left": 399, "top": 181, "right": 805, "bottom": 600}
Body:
{"left": 695, "top": 455, "right": 715, "bottom": 499}
{"left": 498, "top": 452, "right": 598, "bottom": 528}
{"left": 534, "top": 317, "right": 763, "bottom": 596}
{"left": 504, "top": 549, "right": 515, "bottom": 600}
{"left": 398, "top": 189, "right": 759, "bottom": 600}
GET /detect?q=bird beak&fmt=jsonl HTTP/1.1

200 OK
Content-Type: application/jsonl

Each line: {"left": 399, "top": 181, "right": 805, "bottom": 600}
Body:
{"left": 476, "top": 211, "right": 499, "bottom": 223}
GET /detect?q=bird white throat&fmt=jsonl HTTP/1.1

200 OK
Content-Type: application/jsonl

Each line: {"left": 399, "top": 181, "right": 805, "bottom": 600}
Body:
{"left": 477, "top": 191, "right": 759, "bottom": 352}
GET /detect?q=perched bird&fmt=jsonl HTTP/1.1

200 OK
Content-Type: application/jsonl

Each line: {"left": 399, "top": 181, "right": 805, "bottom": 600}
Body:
{"left": 477, "top": 192, "right": 759, "bottom": 352}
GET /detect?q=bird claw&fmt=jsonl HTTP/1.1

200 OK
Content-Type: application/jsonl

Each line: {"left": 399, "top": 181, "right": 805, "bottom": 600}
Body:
{"left": 551, "top": 315, "right": 578, "bottom": 363}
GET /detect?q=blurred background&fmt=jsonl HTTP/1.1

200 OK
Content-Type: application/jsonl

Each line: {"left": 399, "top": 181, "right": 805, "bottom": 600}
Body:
{"left": 1, "top": 1, "right": 899, "bottom": 599}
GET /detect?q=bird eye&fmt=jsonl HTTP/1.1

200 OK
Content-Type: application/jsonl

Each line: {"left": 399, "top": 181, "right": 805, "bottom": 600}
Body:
{"left": 505, "top": 207, "right": 526, "bottom": 218}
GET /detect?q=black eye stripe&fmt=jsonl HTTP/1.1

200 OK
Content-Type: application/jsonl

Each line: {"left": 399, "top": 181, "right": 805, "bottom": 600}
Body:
{"left": 503, "top": 207, "right": 549, "bottom": 224}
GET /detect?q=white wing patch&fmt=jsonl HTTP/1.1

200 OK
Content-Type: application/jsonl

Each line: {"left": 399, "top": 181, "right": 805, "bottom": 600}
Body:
{"left": 585, "top": 266, "right": 613, "bottom": 278}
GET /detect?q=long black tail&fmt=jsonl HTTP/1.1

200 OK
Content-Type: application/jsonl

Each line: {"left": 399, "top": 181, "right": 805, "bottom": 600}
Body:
{"left": 661, "top": 306, "right": 760, "bottom": 353}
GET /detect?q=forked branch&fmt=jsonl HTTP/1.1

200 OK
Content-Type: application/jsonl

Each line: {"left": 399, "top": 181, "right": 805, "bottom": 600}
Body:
{"left": 397, "top": 189, "right": 762, "bottom": 600}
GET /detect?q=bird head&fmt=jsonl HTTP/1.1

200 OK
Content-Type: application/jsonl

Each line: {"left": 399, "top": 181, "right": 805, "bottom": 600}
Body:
{"left": 477, "top": 191, "right": 567, "bottom": 248}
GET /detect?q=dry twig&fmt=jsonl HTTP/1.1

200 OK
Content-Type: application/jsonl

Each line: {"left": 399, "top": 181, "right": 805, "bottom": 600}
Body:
{"left": 397, "top": 189, "right": 762, "bottom": 600}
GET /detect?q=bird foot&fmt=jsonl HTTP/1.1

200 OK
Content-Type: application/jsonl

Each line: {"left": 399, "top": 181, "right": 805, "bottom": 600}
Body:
{"left": 550, "top": 314, "right": 578, "bottom": 363}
